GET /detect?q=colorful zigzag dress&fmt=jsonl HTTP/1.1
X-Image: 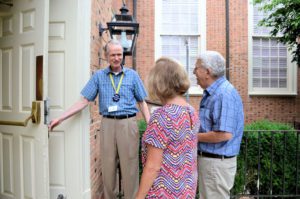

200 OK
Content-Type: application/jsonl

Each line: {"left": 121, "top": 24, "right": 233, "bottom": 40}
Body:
{"left": 142, "top": 104, "right": 199, "bottom": 198}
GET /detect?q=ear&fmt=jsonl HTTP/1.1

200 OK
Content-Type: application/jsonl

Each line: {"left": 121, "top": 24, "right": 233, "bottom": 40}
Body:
{"left": 206, "top": 68, "right": 211, "bottom": 75}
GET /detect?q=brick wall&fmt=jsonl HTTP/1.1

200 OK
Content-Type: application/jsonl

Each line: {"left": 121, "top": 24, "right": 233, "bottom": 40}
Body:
{"left": 135, "top": 0, "right": 299, "bottom": 125}
{"left": 90, "top": 0, "right": 113, "bottom": 198}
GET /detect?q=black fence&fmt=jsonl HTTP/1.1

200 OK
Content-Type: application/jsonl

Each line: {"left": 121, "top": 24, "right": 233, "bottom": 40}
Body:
{"left": 230, "top": 130, "right": 300, "bottom": 199}
{"left": 116, "top": 129, "right": 300, "bottom": 198}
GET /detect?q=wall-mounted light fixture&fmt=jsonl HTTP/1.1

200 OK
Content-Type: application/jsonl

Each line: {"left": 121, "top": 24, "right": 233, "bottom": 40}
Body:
{"left": 99, "top": 3, "right": 139, "bottom": 57}
{"left": 0, "top": 0, "right": 13, "bottom": 7}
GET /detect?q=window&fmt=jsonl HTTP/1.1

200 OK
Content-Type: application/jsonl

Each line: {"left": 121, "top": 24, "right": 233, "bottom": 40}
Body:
{"left": 248, "top": 2, "right": 297, "bottom": 95}
{"left": 155, "top": 0, "right": 205, "bottom": 95}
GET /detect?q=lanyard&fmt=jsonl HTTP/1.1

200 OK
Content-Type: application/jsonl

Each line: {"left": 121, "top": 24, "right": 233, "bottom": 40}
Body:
{"left": 109, "top": 73, "right": 124, "bottom": 94}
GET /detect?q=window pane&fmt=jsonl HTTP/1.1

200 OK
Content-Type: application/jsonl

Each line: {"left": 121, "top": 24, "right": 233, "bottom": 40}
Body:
{"left": 270, "top": 40, "right": 278, "bottom": 46}
{"left": 253, "top": 3, "right": 273, "bottom": 36}
{"left": 271, "top": 79, "right": 278, "bottom": 88}
{"left": 279, "top": 79, "right": 287, "bottom": 88}
{"left": 262, "top": 68, "right": 269, "bottom": 77}
{"left": 253, "top": 38, "right": 261, "bottom": 46}
{"left": 262, "top": 47, "right": 269, "bottom": 56}
{"left": 270, "top": 68, "right": 278, "bottom": 77}
{"left": 279, "top": 68, "right": 287, "bottom": 77}
{"left": 270, "top": 47, "right": 278, "bottom": 56}
{"left": 252, "top": 38, "right": 288, "bottom": 89}
{"left": 161, "top": 35, "right": 199, "bottom": 87}
{"left": 279, "top": 47, "right": 287, "bottom": 56}
{"left": 253, "top": 78, "right": 261, "bottom": 87}
{"left": 162, "top": 0, "right": 199, "bottom": 34}
{"left": 261, "top": 38, "right": 269, "bottom": 46}
{"left": 270, "top": 58, "right": 278, "bottom": 68}
{"left": 262, "top": 57, "right": 269, "bottom": 67}
{"left": 253, "top": 58, "right": 262, "bottom": 67}
{"left": 262, "top": 78, "right": 270, "bottom": 88}
{"left": 253, "top": 46, "right": 261, "bottom": 56}
{"left": 279, "top": 58, "right": 287, "bottom": 68}
{"left": 253, "top": 68, "right": 261, "bottom": 77}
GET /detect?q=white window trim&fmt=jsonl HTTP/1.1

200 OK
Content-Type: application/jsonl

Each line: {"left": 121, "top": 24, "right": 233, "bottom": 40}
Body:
{"left": 248, "top": 0, "right": 298, "bottom": 96}
{"left": 154, "top": 0, "right": 207, "bottom": 95}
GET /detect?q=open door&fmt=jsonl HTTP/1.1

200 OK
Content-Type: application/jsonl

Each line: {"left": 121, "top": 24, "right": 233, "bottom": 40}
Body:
{"left": 48, "top": 0, "right": 91, "bottom": 198}
{"left": 0, "top": 0, "right": 49, "bottom": 199}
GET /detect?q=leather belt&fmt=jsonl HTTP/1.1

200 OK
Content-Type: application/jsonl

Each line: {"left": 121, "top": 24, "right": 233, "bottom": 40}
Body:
{"left": 198, "top": 151, "right": 235, "bottom": 159}
{"left": 103, "top": 113, "right": 136, "bottom": 120}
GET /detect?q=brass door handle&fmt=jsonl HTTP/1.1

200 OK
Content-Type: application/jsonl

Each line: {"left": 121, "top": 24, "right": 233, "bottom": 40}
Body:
{"left": 0, "top": 101, "right": 41, "bottom": 126}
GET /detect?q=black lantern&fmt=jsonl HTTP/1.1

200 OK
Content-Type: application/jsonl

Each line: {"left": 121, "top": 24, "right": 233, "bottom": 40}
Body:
{"left": 99, "top": 3, "right": 139, "bottom": 57}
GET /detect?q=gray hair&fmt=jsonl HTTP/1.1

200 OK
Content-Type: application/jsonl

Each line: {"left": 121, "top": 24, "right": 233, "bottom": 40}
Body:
{"left": 104, "top": 39, "right": 123, "bottom": 56}
{"left": 197, "top": 51, "right": 225, "bottom": 77}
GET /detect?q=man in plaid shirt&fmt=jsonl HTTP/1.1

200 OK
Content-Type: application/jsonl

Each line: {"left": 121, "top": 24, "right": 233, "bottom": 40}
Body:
{"left": 49, "top": 39, "right": 150, "bottom": 199}
{"left": 193, "top": 51, "right": 244, "bottom": 199}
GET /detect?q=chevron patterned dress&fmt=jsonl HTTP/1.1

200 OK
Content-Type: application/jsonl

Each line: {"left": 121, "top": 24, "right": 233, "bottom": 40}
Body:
{"left": 142, "top": 104, "right": 199, "bottom": 198}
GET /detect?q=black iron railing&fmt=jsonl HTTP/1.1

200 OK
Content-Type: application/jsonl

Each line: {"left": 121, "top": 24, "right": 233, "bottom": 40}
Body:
{"left": 116, "top": 129, "right": 300, "bottom": 198}
{"left": 230, "top": 130, "right": 300, "bottom": 198}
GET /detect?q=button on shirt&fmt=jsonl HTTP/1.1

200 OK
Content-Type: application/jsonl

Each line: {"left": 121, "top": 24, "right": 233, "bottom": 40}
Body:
{"left": 80, "top": 66, "right": 147, "bottom": 116}
{"left": 198, "top": 76, "right": 244, "bottom": 156}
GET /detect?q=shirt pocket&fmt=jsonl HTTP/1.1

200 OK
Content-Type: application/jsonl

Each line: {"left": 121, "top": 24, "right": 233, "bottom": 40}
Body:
{"left": 200, "top": 108, "right": 212, "bottom": 130}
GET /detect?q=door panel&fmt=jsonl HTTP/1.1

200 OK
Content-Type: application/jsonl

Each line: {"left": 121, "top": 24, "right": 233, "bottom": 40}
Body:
{"left": 48, "top": 0, "right": 91, "bottom": 198}
{"left": 0, "top": 0, "right": 49, "bottom": 199}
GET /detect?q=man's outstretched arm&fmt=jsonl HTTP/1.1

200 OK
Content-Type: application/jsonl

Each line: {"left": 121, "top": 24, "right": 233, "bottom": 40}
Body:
{"left": 48, "top": 97, "right": 89, "bottom": 131}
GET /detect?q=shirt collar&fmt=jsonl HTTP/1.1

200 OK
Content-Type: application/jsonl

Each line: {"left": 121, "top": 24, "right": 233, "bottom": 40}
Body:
{"left": 205, "top": 76, "right": 226, "bottom": 96}
{"left": 104, "top": 65, "right": 128, "bottom": 75}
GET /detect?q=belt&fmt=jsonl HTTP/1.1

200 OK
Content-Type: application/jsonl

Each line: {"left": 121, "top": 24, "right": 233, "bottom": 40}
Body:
{"left": 103, "top": 113, "right": 136, "bottom": 120}
{"left": 198, "top": 151, "right": 235, "bottom": 159}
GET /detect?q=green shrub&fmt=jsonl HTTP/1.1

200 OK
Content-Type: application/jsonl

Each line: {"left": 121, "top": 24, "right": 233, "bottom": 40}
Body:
{"left": 232, "top": 120, "right": 299, "bottom": 196}
{"left": 138, "top": 119, "right": 147, "bottom": 134}
{"left": 138, "top": 119, "right": 147, "bottom": 176}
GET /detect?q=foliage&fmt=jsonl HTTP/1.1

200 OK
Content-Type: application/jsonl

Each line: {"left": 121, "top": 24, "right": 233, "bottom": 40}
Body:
{"left": 138, "top": 119, "right": 147, "bottom": 133}
{"left": 253, "top": 0, "right": 300, "bottom": 65}
{"left": 232, "top": 120, "right": 299, "bottom": 196}
{"left": 138, "top": 119, "right": 147, "bottom": 176}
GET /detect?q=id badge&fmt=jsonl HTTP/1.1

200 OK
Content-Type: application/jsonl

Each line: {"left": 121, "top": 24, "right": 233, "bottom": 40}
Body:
{"left": 108, "top": 105, "right": 118, "bottom": 112}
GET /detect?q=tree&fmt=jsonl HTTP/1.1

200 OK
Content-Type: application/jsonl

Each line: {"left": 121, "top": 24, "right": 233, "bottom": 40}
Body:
{"left": 254, "top": 0, "right": 300, "bottom": 66}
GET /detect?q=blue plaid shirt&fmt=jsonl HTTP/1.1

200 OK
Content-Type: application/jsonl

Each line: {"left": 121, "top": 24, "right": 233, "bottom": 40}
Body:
{"left": 198, "top": 76, "right": 244, "bottom": 156}
{"left": 80, "top": 66, "right": 147, "bottom": 116}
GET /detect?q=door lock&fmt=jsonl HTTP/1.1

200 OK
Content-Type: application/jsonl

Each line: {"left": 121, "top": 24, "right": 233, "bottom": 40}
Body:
{"left": 57, "top": 194, "right": 66, "bottom": 199}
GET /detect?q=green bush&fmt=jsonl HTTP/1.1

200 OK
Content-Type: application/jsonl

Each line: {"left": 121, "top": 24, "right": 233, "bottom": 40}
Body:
{"left": 138, "top": 119, "right": 147, "bottom": 133}
{"left": 232, "top": 120, "right": 299, "bottom": 196}
{"left": 138, "top": 119, "right": 147, "bottom": 176}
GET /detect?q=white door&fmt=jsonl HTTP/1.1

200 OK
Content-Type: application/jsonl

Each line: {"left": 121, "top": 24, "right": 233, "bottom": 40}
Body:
{"left": 0, "top": 0, "right": 49, "bottom": 199}
{"left": 48, "top": 0, "right": 91, "bottom": 198}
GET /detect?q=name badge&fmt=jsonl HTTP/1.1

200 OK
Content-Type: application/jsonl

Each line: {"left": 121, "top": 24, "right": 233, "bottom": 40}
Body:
{"left": 108, "top": 105, "right": 118, "bottom": 112}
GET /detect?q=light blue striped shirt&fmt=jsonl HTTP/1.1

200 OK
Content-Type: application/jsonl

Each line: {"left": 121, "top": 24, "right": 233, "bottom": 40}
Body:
{"left": 198, "top": 76, "right": 244, "bottom": 156}
{"left": 81, "top": 66, "right": 147, "bottom": 116}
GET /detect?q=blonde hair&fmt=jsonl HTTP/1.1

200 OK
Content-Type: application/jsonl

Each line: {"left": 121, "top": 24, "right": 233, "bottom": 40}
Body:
{"left": 147, "top": 57, "right": 190, "bottom": 104}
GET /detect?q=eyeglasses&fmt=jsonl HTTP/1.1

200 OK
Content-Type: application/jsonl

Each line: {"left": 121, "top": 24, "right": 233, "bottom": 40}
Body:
{"left": 193, "top": 65, "right": 202, "bottom": 72}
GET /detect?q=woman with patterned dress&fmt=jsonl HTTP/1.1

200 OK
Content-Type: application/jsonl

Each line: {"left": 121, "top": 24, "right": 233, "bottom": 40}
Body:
{"left": 135, "top": 57, "right": 199, "bottom": 199}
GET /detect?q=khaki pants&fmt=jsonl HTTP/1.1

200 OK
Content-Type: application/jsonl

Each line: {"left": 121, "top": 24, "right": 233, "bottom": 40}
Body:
{"left": 100, "top": 117, "right": 139, "bottom": 199}
{"left": 198, "top": 156, "right": 237, "bottom": 199}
